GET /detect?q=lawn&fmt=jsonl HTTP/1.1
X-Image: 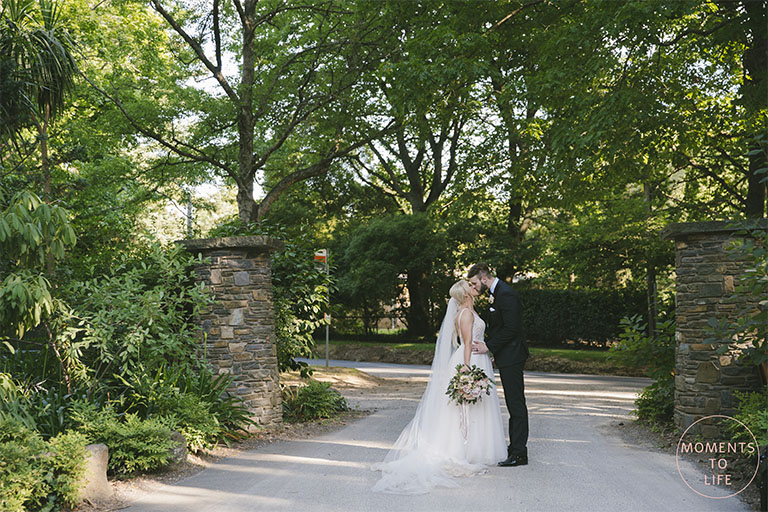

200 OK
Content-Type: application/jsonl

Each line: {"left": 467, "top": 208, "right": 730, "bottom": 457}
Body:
{"left": 322, "top": 339, "right": 618, "bottom": 363}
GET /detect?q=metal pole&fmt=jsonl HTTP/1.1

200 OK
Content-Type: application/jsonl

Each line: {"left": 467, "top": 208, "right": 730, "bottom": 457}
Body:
{"left": 186, "top": 190, "right": 193, "bottom": 238}
{"left": 325, "top": 248, "right": 330, "bottom": 368}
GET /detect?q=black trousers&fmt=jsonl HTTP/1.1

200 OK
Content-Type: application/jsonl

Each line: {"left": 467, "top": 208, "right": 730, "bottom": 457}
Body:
{"left": 498, "top": 362, "right": 528, "bottom": 458}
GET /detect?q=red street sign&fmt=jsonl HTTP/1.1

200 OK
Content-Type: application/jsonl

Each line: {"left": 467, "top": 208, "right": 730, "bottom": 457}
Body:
{"left": 314, "top": 249, "right": 327, "bottom": 263}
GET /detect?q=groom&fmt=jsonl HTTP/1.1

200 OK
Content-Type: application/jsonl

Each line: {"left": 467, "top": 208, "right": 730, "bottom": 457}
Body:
{"left": 468, "top": 263, "right": 530, "bottom": 467}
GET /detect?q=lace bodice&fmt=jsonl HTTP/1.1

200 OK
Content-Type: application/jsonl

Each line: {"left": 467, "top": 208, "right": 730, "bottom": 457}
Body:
{"left": 457, "top": 308, "right": 485, "bottom": 345}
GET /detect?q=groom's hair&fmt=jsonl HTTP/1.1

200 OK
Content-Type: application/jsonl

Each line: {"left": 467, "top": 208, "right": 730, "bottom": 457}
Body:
{"left": 467, "top": 263, "right": 493, "bottom": 279}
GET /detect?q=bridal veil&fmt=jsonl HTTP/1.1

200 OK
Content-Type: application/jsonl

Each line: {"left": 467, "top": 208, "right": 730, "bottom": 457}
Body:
{"left": 371, "top": 297, "right": 485, "bottom": 494}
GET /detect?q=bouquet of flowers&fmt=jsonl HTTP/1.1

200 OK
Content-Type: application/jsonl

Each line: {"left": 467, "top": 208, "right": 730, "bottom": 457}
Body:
{"left": 446, "top": 364, "right": 492, "bottom": 405}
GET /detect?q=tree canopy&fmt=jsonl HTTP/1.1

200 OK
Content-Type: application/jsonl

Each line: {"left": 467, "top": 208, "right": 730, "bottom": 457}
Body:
{"left": 1, "top": 0, "right": 766, "bottom": 336}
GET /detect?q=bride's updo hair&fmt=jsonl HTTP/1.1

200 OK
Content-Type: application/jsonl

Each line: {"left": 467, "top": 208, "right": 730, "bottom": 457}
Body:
{"left": 449, "top": 279, "right": 472, "bottom": 304}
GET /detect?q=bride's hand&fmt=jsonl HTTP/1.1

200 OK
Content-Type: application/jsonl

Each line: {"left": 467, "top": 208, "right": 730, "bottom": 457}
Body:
{"left": 472, "top": 341, "right": 488, "bottom": 354}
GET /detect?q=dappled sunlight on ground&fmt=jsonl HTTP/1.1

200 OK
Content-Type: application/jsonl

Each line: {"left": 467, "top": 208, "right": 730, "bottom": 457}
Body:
{"left": 121, "top": 362, "right": 747, "bottom": 512}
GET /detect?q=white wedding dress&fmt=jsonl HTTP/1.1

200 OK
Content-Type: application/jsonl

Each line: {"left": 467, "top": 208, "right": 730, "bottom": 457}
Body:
{"left": 372, "top": 299, "right": 507, "bottom": 494}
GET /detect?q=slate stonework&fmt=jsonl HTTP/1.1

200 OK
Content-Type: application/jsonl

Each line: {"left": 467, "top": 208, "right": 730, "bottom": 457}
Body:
{"left": 662, "top": 221, "right": 766, "bottom": 439}
{"left": 178, "top": 236, "right": 284, "bottom": 429}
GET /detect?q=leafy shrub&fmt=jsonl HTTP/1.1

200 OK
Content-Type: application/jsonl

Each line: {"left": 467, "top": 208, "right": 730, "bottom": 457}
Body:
{"left": 282, "top": 380, "right": 348, "bottom": 423}
{"left": 728, "top": 390, "right": 768, "bottom": 447}
{"left": 0, "top": 190, "right": 76, "bottom": 339}
{"left": 111, "top": 364, "right": 184, "bottom": 418}
{"left": 113, "top": 363, "right": 255, "bottom": 451}
{"left": 177, "top": 365, "right": 258, "bottom": 441}
{"left": 609, "top": 314, "right": 675, "bottom": 380}
{"left": 66, "top": 241, "right": 213, "bottom": 380}
{"left": 634, "top": 373, "right": 675, "bottom": 426}
{"left": 69, "top": 402, "right": 174, "bottom": 477}
{"left": 610, "top": 313, "right": 676, "bottom": 426}
{"left": 0, "top": 417, "right": 46, "bottom": 511}
{"left": 157, "top": 393, "right": 221, "bottom": 453}
{"left": 0, "top": 372, "right": 37, "bottom": 431}
{"left": 0, "top": 417, "right": 87, "bottom": 512}
{"left": 0, "top": 371, "right": 86, "bottom": 439}
{"left": 103, "top": 414, "right": 175, "bottom": 477}
{"left": 46, "top": 430, "right": 89, "bottom": 509}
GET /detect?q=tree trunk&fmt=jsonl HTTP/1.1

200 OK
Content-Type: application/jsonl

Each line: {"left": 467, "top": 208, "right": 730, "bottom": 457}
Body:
{"left": 41, "top": 102, "right": 55, "bottom": 275}
{"left": 238, "top": 0, "right": 257, "bottom": 223}
{"left": 40, "top": 103, "right": 50, "bottom": 202}
{"left": 644, "top": 183, "right": 657, "bottom": 334}
{"left": 236, "top": 180, "right": 255, "bottom": 223}
{"left": 742, "top": 0, "right": 767, "bottom": 218}
{"left": 744, "top": 142, "right": 766, "bottom": 218}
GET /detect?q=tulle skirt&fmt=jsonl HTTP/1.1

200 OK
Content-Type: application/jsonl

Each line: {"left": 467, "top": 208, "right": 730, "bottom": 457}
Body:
{"left": 445, "top": 349, "right": 507, "bottom": 465}
{"left": 372, "top": 349, "right": 507, "bottom": 494}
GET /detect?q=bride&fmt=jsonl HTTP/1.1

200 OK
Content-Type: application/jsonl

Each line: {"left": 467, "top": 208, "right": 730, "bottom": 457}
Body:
{"left": 372, "top": 280, "right": 507, "bottom": 494}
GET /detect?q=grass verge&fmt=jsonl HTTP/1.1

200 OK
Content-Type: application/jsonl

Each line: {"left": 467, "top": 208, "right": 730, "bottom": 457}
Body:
{"left": 313, "top": 340, "right": 648, "bottom": 377}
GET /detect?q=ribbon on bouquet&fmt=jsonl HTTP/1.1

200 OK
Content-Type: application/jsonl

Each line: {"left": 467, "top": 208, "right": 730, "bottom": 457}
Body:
{"left": 460, "top": 403, "right": 468, "bottom": 442}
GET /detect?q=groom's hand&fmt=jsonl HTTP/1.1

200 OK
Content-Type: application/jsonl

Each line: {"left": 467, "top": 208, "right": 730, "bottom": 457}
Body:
{"left": 472, "top": 341, "right": 489, "bottom": 354}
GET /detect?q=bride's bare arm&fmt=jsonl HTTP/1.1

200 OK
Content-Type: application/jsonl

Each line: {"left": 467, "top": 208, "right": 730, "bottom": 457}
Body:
{"left": 458, "top": 309, "right": 474, "bottom": 366}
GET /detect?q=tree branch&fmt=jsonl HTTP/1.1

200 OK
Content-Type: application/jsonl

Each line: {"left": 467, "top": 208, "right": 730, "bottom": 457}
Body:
{"left": 348, "top": 154, "right": 402, "bottom": 201}
{"left": 486, "top": 0, "right": 547, "bottom": 33}
{"left": 149, "top": 0, "right": 239, "bottom": 103}
{"left": 213, "top": 0, "right": 222, "bottom": 71}
{"left": 368, "top": 142, "right": 407, "bottom": 197}
{"left": 81, "top": 72, "right": 234, "bottom": 176}
{"left": 656, "top": 16, "right": 734, "bottom": 47}
{"left": 255, "top": 121, "right": 396, "bottom": 220}
{"left": 681, "top": 151, "right": 746, "bottom": 205}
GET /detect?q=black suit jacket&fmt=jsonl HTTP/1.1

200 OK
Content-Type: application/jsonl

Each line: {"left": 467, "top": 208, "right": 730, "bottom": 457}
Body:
{"left": 485, "top": 280, "right": 529, "bottom": 367}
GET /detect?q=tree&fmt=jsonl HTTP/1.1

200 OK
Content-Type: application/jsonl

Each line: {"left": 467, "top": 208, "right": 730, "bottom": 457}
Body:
{"left": 343, "top": 0, "right": 490, "bottom": 333}
{"left": 0, "top": 190, "right": 77, "bottom": 388}
{"left": 87, "top": 0, "right": 392, "bottom": 224}
{"left": 477, "top": 0, "right": 578, "bottom": 279}
{"left": 0, "top": 0, "right": 78, "bottom": 198}
{"left": 335, "top": 213, "right": 445, "bottom": 336}
{"left": 544, "top": 0, "right": 767, "bottom": 219}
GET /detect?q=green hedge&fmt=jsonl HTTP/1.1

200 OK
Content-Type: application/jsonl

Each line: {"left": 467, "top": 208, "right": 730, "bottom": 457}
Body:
{"left": 518, "top": 288, "right": 646, "bottom": 347}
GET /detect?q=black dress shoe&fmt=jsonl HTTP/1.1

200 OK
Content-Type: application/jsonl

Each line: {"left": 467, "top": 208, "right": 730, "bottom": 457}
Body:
{"left": 498, "top": 455, "right": 528, "bottom": 467}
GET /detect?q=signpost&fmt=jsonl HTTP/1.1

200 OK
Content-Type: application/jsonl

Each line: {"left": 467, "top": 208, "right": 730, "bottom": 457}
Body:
{"left": 314, "top": 249, "right": 330, "bottom": 368}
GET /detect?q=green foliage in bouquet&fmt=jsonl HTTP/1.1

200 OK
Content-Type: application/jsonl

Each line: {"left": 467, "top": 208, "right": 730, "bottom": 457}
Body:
{"left": 446, "top": 364, "right": 492, "bottom": 405}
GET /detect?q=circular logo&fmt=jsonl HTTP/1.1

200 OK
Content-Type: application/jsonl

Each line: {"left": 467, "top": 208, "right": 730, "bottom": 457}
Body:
{"left": 676, "top": 415, "right": 761, "bottom": 499}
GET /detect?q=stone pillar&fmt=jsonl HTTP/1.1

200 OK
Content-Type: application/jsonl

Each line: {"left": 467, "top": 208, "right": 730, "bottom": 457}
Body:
{"left": 178, "top": 236, "right": 284, "bottom": 429}
{"left": 662, "top": 221, "right": 766, "bottom": 438}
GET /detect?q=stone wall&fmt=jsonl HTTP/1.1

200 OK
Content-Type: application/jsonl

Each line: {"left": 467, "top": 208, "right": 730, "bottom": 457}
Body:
{"left": 178, "top": 236, "right": 284, "bottom": 429}
{"left": 662, "top": 221, "right": 766, "bottom": 438}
